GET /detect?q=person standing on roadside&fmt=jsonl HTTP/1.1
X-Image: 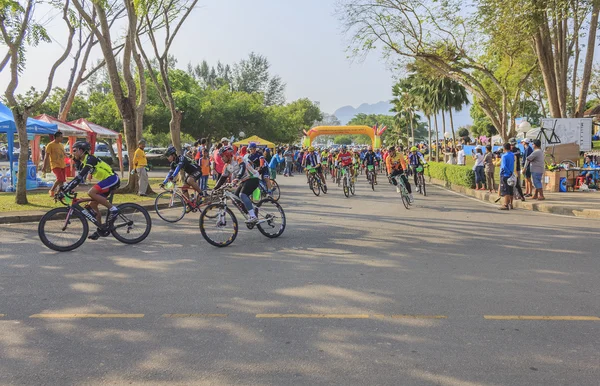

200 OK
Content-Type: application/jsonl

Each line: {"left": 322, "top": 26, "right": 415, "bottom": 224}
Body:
{"left": 509, "top": 138, "right": 525, "bottom": 201}
{"left": 525, "top": 139, "right": 545, "bottom": 200}
{"left": 456, "top": 145, "right": 466, "bottom": 166}
{"left": 43, "top": 131, "right": 66, "bottom": 197}
{"left": 132, "top": 139, "right": 149, "bottom": 196}
{"left": 212, "top": 143, "right": 225, "bottom": 180}
{"left": 484, "top": 145, "right": 496, "bottom": 192}
{"left": 499, "top": 142, "right": 515, "bottom": 210}
{"left": 522, "top": 138, "right": 534, "bottom": 197}
{"left": 472, "top": 146, "right": 485, "bottom": 190}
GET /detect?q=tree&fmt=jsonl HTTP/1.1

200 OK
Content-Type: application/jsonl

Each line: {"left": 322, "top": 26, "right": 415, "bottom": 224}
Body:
{"left": 136, "top": 0, "right": 199, "bottom": 153}
{"left": 1, "top": 0, "right": 75, "bottom": 204}
{"left": 458, "top": 127, "right": 470, "bottom": 138}
{"left": 232, "top": 52, "right": 286, "bottom": 106}
{"left": 334, "top": 135, "right": 353, "bottom": 145}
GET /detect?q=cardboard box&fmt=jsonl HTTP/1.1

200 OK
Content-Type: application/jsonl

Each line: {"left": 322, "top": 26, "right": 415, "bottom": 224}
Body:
{"left": 545, "top": 143, "right": 580, "bottom": 165}
{"left": 544, "top": 170, "right": 567, "bottom": 192}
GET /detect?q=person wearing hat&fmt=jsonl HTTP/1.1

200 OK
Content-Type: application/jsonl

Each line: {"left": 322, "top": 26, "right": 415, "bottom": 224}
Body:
{"left": 521, "top": 138, "right": 534, "bottom": 197}
{"left": 221, "top": 137, "right": 230, "bottom": 146}
{"left": 133, "top": 139, "right": 149, "bottom": 196}
{"left": 472, "top": 145, "right": 485, "bottom": 190}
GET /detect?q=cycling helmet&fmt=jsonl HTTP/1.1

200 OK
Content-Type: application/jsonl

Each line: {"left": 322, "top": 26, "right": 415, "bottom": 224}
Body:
{"left": 72, "top": 141, "right": 91, "bottom": 152}
{"left": 164, "top": 146, "right": 177, "bottom": 157}
{"left": 219, "top": 145, "right": 234, "bottom": 158}
{"left": 341, "top": 145, "right": 347, "bottom": 151}
{"left": 388, "top": 145, "right": 396, "bottom": 152}
{"left": 308, "top": 146, "right": 314, "bottom": 152}
{"left": 411, "top": 146, "right": 418, "bottom": 152}
{"left": 248, "top": 142, "right": 257, "bottom": 149}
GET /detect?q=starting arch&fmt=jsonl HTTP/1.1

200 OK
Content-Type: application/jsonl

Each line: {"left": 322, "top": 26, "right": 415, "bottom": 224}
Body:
{"left": 302, "top": 126, "right": 382, "bottom": 148}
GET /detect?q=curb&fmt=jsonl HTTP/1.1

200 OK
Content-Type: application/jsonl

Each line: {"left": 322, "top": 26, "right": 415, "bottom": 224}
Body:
{"left": 427, "top": 176, "right": 600, "bottom": 219}
{"left": 0, "top": 200, "right": 158, "bottom": 225}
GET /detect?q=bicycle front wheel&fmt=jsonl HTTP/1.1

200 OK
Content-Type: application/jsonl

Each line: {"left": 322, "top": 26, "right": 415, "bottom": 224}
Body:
{"left": 309, "top": 177, "right": 321, "bottom": 196}
{"left": 38, "top": 207, "right": 89, "bottom": 252}
{"left": 200, "top": 204, "right": 238, "bottom": 247}
{"left": 111, "top": 203, "right": 152, "bottom": 244}
{"left": 256, "top": 198, "right": 286, "bottom": 238}
{"left": 155, "top": 191, "right": 186, "bottom": 223}
{"left": 420, "top": 175, "right": 427, "bottom": 196}
{"left": 270, "top": 180, "right": 281, "bottom": 201}
{"left": 401, "top": 193, "right": 411, "bottom": 209}
{"left": 343, "top": 177, "right": 350, "bottom": 197}
{"left": 350, "top": 180, "right": 356, "bottom": 195}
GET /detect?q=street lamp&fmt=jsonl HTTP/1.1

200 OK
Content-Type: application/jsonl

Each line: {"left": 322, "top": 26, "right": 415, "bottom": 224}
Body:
{"left": 239, "top": 131, "right": 246, "bottom": 139}
{"left": 519, "top": 120, "right": 531, "bottom": 134}
{"left": 444, "top": 131, "right": 451, "bottom": 139}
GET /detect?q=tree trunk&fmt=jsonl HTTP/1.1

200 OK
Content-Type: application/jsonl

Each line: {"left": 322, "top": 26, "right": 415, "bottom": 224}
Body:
{"left": 409, "top": 110, "right": 414, "bottom": 148}
{"left": 116, "top": 98, "right": 139, "bottom": 194}
{"left": 13, "top": 112, "right": 29, "bottom": 204}
{"left": 448, "top": 108, "right": 456, "bottom": 148}
{"left": 427, "top": 115, "right": 432, "bottom": 162}
{"left": 434, "top": 110, "right": 440, "bottom": 162}
{"left": 533, "top": 27, "right": 561, "bottom": 117}
{"left": 170, "top": 109, "right": 183, "bottom": 152}
{"left": 575, "top": 0, "right": 600, "bottom": 117}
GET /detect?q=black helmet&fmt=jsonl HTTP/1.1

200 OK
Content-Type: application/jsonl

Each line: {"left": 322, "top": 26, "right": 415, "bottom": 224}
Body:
{"left": 164, "top": 146, "right": 177, "bottom": 157}
{"left": 73, "top": 141, "right": 91, "bottom": 152}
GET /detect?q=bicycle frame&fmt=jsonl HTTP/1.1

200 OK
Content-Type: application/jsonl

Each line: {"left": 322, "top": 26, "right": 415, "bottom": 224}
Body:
{"left": 213, "top": 186, "right": 273, "bottom": 226}
{"left": 58, "top": 192, "right": 112, "bottom": 230}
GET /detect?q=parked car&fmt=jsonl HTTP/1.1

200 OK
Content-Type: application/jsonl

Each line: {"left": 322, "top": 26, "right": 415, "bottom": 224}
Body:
{"left": 145, "top": 147, "right": 171, "bottom": 168}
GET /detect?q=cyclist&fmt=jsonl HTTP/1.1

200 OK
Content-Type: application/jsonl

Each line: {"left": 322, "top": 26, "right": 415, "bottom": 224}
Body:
{"left": 162, "top": 146, "right": 203, "bottom": 205}
{"left": 386, "top": 146, "right": 413, "bottom": 201}
{"left": 305, "top": 146, "right": 327, "bottom": 190}
{"left": 214, "top": 145, "right": 261, "bottom": 224}
{"left": 363, "top": 145, "right": 378, "bottom": 184}
{"left": 408, "top": 146, "right": 427, "bottom": 192}
{"left": 337, "top": 145, "right": 354, "bottom": 181}
{"left": 61, "top": 141, "right": 120, "bottom": 240}
{"left": 246, "top": 142, "right": 272, "bottom": 195}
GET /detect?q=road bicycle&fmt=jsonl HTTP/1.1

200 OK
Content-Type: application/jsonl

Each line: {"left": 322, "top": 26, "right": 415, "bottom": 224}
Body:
{"left": 38, "top": 189, "right": 152, "bottom": 252}
{"left": 389, "top": 173, "right": 412, "bottom": 209}
{"left": 252, "top": 177, "right": 280, "bottom": 202}
{"left": 199, "top": 183, "right": 286, "bottom": 247}
{"left": 306, "top": 165, "right": 328, "bottom": 196}
{"left": 154, "top": 181, "right": 216, "bottom": 223}
{"left": 365, "top": 164, "right": 377, "bottom": 191}
{"left": 341, "top": 166, "right": 355, "bottom": 197}
{"left": 414, "top": 164, "right": 427, "bottom": 196}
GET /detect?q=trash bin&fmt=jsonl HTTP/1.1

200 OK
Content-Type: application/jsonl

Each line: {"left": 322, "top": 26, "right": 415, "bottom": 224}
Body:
{"left": 559, "top": 177, "right": 567, "bottom": 192}
{"left": 12, "top": 161, "right": 39, "bottom": 190}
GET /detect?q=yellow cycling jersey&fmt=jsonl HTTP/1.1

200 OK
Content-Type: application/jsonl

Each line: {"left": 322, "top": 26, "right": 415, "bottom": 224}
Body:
{"left": 82, "top": 154, "right": 114, "bottom": 181}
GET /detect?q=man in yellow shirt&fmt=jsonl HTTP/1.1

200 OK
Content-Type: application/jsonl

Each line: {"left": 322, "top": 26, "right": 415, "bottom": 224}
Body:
{"left": 43, "top": 131, "right": 66, "bottom": 197}
{"left": 132, "top": 139, "right": 148, "bottom": 196}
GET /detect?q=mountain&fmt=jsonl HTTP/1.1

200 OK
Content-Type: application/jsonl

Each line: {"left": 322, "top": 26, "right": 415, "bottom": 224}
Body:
{"left": 333, "top": 100, "right": 473, "bottom": 129}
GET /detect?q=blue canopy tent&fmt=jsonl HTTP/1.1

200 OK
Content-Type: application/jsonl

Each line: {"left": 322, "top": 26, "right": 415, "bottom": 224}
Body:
{"left": 0, "top": 102, "right": 57, "bottom": 190}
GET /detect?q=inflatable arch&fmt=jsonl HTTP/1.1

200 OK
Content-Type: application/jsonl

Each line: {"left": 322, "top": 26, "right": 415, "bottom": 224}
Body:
{"left": 301, "top": 126, "right": 384, "bottom": 149}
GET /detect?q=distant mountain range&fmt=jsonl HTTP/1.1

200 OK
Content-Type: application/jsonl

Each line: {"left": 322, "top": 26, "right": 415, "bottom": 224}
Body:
{"left": 333, "top": 101, "right": 472, "bottom": 129}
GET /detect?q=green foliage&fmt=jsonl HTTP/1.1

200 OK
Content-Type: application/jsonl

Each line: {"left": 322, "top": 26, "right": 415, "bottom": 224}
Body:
{"left": 425, "top": 161, "right": 475, "bottom": 188}
{"left": 334, "top": 135, "right": 353, "bottom": 145}
{"left": 457, "top": 127, "right": 469, "bottom": 137}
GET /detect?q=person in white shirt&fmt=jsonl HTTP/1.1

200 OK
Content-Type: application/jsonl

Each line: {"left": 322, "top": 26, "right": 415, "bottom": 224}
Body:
{"left": 457, "top": 145, "right": 466, "bottom": 165}
{"left": 472, "top": 146, "right": 486, "bottom": 190}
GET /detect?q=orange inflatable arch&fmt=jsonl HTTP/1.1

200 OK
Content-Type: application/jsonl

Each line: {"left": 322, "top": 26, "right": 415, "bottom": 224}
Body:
{"left": 302, "top": 126, "right": 382, "bottom": 148}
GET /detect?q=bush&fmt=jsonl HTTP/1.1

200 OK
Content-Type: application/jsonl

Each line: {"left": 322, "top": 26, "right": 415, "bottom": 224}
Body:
{"left": 425, "top": 161, "right": 475, "bottom": 188}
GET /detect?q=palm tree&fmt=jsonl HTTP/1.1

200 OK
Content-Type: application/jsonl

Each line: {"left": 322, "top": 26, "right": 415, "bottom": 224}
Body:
{"left": 444, "top": 79, "right": 469, "bottom": 148}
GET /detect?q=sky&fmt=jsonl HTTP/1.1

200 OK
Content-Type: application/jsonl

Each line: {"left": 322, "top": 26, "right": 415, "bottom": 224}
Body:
{"left": 0, "top": 0, "right": 395, "bottom": 115}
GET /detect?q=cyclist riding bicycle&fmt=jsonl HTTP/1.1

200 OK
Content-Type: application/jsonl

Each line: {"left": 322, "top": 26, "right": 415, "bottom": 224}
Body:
{"left": 363, "top": 145, "right": 378, "bottom": 184}
{"left": 61, "top": 141, "right": 120, "bottom": 240}
{"left": 162, "top": 146, "right": 204, "bottom": 203}
{"left": 305, "top": 146, "right": 328, "bottom": 190}
{"left": 408, "top": 146, "right": 427, "bottom": 192}
{"left": 386, "top": 145, "right": 413, "bottom": 201}
{"left": 214, "top": 145, "right": 261, "bottom": 224}
{"left": 246, "top": 142, "right": 272, "bottom": 195}
{"left": 337, "top": 145, "right": 354, "bottom": 179}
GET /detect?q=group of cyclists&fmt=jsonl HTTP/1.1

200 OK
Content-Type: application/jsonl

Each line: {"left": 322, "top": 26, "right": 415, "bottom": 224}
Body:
{"left": 298, "top": 144, "right": 428, "bottom": 201}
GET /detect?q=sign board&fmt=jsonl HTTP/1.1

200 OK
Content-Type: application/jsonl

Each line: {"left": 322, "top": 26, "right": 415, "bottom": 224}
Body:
{"left": 539, "top": 118, "right": 593, "bottom": 151}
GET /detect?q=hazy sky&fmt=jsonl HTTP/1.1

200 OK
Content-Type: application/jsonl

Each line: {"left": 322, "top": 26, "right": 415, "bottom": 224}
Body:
{"left": 0, "top": 0, "right": 395, "bottom": 114}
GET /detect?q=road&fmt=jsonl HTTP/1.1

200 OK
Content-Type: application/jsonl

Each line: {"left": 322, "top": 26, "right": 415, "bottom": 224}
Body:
{"left": 0, "top": 173, "right": 599, "bottom": 385}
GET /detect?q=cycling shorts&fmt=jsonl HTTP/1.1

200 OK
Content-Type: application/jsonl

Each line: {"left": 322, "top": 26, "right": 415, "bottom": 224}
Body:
{"left": 93, "top": 174, "right": 120, "bottom": 196}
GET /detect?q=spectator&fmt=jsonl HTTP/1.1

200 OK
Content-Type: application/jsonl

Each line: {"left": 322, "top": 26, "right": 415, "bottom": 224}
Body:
{"left": 498, "top": 142, "right": 515, "bottom": 210}
{"left": 213, "top": 143, "right": 224, "bottom": 180}
{"left": 199, "top": 148, "right": 210, "bottom": 195}
{"left": 269, "top": 149, "right": 284, "bottom": 180}
{"left": 509, "top": 138, "right": 525, "bottom": 201}
{"left": 472, "top": 146, "right": 485, "bottom": 190}
{"left": 221, "top": 137, "right": 230, "bottom": 147}
{"left": 456, "top": 145, "right": 466, "bottom": 165}
{"left": 283, "top": 147, "right": 294, "bottom": 176}
{"left": 43, "top": 131, "right": 66, "bottom": 197}
{"left": 581, "top": 156, "right": 599, "bottom": 186}
{"left": 446, "top": 147, "right": 457, "bottom": 164}
{"left": 484, "top": 145, "right": 496, "bottom": 192}
{"left": 132, "top": 139, "right": 149, "bottom": 196}
{"left": 526, "top": 139, "right": 545, "bottom": 200}
{"left": 522, "top": 138, "right": 533, "bottom": 197}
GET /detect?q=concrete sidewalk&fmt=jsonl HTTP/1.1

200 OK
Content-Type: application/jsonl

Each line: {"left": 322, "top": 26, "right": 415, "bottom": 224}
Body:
{"left": 428, "top": 176, "right": 600, "bottom": 218}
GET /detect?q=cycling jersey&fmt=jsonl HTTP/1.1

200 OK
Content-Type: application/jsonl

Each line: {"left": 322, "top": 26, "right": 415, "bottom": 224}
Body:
{"left": 79, "top": 153, "right": 115, "bottom": 181}
{"left": 363, "top": 151, "right": 377, "bottom": 165}
{"left": 165, "top": 155, "right": 202, "bottom": 183}
{"left": 408, "top": 152, "right": 426, "bottom": 166}
{"left": 386, "top": 153, "right": 407, "bottom": 174}
{"left": 337, "top": 151, "right": 353, "bottom": 167}
{"left": 222, "top": 158, "right": 259, "bottom": 182}
{"left": 305, "top": 151, "right": 321, "bottom": 167}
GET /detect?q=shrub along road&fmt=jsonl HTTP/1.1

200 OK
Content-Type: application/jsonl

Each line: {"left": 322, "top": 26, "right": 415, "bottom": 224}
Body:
{"left": 0, "top": 175, "right": 598, "bottom": 385}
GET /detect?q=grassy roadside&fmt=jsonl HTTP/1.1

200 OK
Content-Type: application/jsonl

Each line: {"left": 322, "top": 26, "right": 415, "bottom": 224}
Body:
{"left": 0, "top": 177, "right": 215, "bottom": 213}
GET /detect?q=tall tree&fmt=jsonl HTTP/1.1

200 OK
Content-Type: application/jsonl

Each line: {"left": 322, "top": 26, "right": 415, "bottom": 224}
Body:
{"left": 232, "top": 52, "right": 286, "bottom": 106}
{"left": 1, "top": 0, "right": 75, "bottom": 204}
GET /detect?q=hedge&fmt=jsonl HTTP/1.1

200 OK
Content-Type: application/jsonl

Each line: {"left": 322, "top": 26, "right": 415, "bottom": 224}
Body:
{"left": 425, "top": 161, "right": 475, "bottom": 188}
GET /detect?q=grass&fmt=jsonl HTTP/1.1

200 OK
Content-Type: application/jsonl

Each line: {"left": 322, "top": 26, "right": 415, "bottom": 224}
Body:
{"left": 593, "top": 140, "right": 600, "bottom": 149}
{"left": 0, "top": 177, "right": 215, "bottom": 213}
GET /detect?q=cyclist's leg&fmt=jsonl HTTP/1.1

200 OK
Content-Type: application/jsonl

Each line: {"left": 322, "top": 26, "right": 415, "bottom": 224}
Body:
{"left": 401, "top": 171, "right": 412, "bottom": 193}
{"left": 412, "top": 165, "right": 419, "bottom": 186}
{"left": 238, "top": 178, "right": 260, "bottom": 216}
{"left": 88, "top": 175, "right": 118, "bottom": 212}
{"left": 186, "top": 174, "right": 203, "bottom": 196}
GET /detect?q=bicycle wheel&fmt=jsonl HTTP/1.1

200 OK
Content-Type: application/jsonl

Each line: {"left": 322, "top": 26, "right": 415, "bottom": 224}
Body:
{"left": 400, "top": 191, "right": 410, "bottom": 209}
{"left": 38, "top": 207, "right": 89, "bottom": 252}
{"left": 370, "top": 172, "right": 375, "bottom": 191}
{"left": 111, "top": 203, "right": 152, "bottom": 244}
{"left": 343, "top": 177, "right": 350, "bottom": 197}
{"left": 155, "top": 191, "right": 186, "bottom": 223}
{"left": 270, "top": 180, "right": 281, "bottom": 201}
{"left": 321, "top": 181, "right": 328, "bottom": 194}
{"left": 309, "top": 176, "right": 321, "bottom": 196}
{"left": 420, "top": 175, "right": 427, "bottom": 196}
{"left": 200, "top": 204, "right": 238, "bottom": 247}
{"left": 256, "top": 198, "right": 286, "bottom": 238}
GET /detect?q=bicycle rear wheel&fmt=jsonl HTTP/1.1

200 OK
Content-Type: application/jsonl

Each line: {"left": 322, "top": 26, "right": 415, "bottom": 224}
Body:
{"left": 401, "top": 192, "right": 410, "bottom": 209}
{"left": 155, "top": 191, "right": 186, "bottom": 223}
{"left": 199, "top": 204, "right": 238, "bottom": 247}
{"left": 309, "top": 176, "right": 321, "bottom": 196}
{"left": 111, "top": 203, "right": 152, "bottom": 244}
{"left": 38, "top": 207, "right": 89, "bottom": 252}
{"left": 256, "top": 198, "right": 286, "bottom": 238}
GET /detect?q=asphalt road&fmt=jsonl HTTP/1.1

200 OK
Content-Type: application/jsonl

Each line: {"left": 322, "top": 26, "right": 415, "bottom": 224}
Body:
{"left": 0, "top": 172, "right": 599, "bottom": 385}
